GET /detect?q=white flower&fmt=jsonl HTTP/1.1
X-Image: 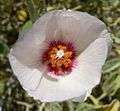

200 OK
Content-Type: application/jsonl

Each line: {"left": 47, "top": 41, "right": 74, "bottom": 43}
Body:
{"left": 8, "top": 10, "right": 112, "bottom": 102}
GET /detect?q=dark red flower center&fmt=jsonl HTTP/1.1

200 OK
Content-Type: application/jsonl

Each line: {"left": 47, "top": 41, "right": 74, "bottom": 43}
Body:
{"left": 42, "top": 40, "right": 76, "bottom": 76}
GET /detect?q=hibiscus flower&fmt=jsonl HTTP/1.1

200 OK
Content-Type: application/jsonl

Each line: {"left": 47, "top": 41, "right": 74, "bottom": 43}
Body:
{"left": 9, "top": 10, "right": 112, "bottom": 102}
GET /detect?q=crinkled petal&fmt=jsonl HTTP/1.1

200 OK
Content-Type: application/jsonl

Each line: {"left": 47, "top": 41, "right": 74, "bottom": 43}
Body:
{"left": 62, "top": 36, "right": 110, "bottom": 94}
{"left": 55, "top": 10, "right": 106, "bottom": 52}
{"left": 28, "top": 10, "right": 106, "bottom": 53}
{"left": 9, "top": 50, "right": 42, "bottom": 91}
{"left": 28, "top": 76, "right": 87, "bottom": 102}
{"left": 12, "top": 11, "right": 56, "bottom": 66}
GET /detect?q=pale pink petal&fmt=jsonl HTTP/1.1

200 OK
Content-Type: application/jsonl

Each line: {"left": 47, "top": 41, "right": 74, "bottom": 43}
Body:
{"left": 62, "top": 37, "right": 109, "bottom": 93}
{"left": 56, "top": 10, "right": 106, "bottom": 52}
{"left": 28, "top": 76, "right": 87, "bottom": 102}
{"left": 12, "top": 11, "right": 57, "bottom": 66}
{"left": 9, "top": 50, "right": 42, "bottom": 91}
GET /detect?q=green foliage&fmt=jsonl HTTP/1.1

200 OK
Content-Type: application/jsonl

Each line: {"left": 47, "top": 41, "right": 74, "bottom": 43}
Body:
{"left": 0, "top": 41, "right": 9, "bottom": 55}
{"left": 76, "top": 103, "right": 96, "bottom": 111}
{"left": 103, "top": 58, "right": 120, "bottom": 73}
{"left": 21, "top": 20, "right": 33, "bottom": 32}
{"left": 98, "top": 100, "right": 120, "bottom": 111}
{"left": 44, "top": 103, "right": 63, "bottom": 111}
{"left": 102, "top": 73, "right": 120, "bottom": 96}
{"left": 0, "top": 0, "right": 120, "bottom": 111}
{"left": 0, "top": 80, "right": 5, "bottom": 95}
{"left": 25, "top": 0, "right": 39, "bottom": 22}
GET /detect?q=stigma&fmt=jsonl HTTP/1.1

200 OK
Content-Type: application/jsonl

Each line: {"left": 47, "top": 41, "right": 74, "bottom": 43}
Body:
{"left": 56, "top": 50, "right": 64, "bottom": 58}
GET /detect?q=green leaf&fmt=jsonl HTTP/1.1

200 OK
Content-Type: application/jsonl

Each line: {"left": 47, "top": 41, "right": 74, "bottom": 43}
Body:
{"left": 102, "top": 73, "right": 120, "bottom": 96}
{"left": 18, "top": 20, "right": 33, "bottom": 40}
{"left": 21, "top": 20, "right": 33, "bottom": 32}
{"left": 103, "top": 58, "right": 120, "bottom": 73}
{"left": 0, "top": 42, "right": 9, "bottom": 55}
{"left": 44, "top": 103, "right": 62, "bottom": 111}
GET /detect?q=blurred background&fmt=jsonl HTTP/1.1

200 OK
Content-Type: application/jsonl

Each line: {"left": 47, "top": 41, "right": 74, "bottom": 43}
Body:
{"left": 0, "top": 0, "right": 120, "bottom": 111}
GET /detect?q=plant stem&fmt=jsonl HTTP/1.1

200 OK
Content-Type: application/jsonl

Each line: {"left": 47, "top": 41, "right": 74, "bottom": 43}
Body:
{"left": 67, "top": 101, "right": 74, "bottom": 111}
{"left": 97, "top": 93, "right": 107, "bottom": 101}
{"left": 89, "top": 95, "right": 100, "bottom": 106}
{"left": 38, "top": 102, "right": 46, "bottom": 111}
{"left": 16, "top": 101, "right": 33, "bottom": 111}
